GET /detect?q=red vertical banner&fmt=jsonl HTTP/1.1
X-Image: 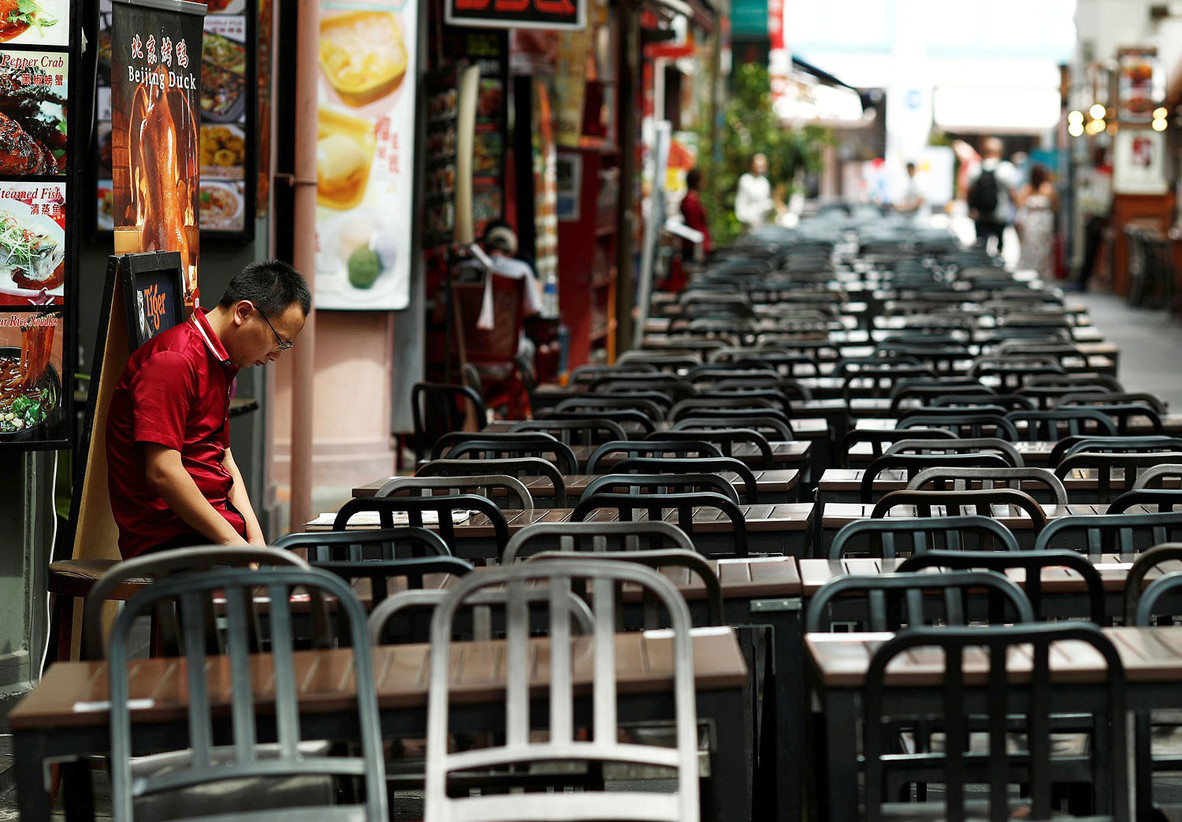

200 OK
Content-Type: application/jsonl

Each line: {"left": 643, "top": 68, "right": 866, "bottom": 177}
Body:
{"left": 111, "top": 0, "right": 205, "bottom": 305}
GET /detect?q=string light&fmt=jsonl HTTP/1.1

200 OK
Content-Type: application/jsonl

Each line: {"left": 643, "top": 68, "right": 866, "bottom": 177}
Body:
{"left": 1089, "top": 104, "right": 1107, "bottom": 120}
{"left": 1067, "top": 110, "right": 1084, "bottom": 125}
{"left": 1068, "top": 122, "right": 1084, "bottom": 137}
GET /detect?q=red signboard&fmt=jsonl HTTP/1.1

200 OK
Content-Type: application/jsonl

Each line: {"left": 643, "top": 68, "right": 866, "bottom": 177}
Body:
{"left": 446, "top": 0, "right": 584, "bottom": 31}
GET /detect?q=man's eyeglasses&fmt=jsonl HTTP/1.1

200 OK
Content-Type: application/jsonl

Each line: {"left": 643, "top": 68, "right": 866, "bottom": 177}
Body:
{"left": 257, "top": 308, "right": 294, "bottom": 351}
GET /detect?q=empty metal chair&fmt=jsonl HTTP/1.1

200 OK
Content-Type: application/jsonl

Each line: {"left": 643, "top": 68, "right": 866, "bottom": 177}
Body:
{"left": 870, "top": 487, "right": 1047, "bottom": 534}
{"left": 898, "top": 412, "right": 1019, "bottom": 441}
{"left": 885, "top": 436, "right": 1023, "bottom": 467}
{"left": 1006, "top": 408, "right": 1118, "bottom": 441}
{"left": 1054, "top": 451, "right": 1182, "bottom": 504}
{"left": 582, "top": 473, "right": 740, "bottom": 505}
{"left": 509, "top": 418, "right": 629, "bottom": 446}
{"left": 417, "top": 457, "right": 569, "bottom": 508}
{"left": 423, "top": 561, "right": 702, "bottom": 822}
{"left": 647, "top": 428, "right": 775, "bottom": 469}
{"left": 907, "top": 466, "right": 1069, "bottom": 508}
{"left": 1034, "top": 510, "right": 1182, "bottom": 557}
{"left": 614, "top": 456, "right": 762, "bottom": 504}
{"left": 376, "top": 475, "right": 534, "bottom": 511}
{"left": 412, "top": 382, "right": 487, "bottom": 463}
{"left": 829, "top": 515, "right": 1021, "bottom": 559}
{"left": 572, "top": 491, "right": 748, "bottom": 557}
{"left": 585, "top": 439, "right": 723, "bottom": 473}
{"left": 333, "top": 495, "right": 510, "bottom": 559}
{"left": 839, "top": 427, "right": 957, "bottom": 468}
{"left": 1050, "top": 435, "right": 1182, "bottom": 466}
{"left": 860, "top": 452, "right": 1011, "bottom": 503}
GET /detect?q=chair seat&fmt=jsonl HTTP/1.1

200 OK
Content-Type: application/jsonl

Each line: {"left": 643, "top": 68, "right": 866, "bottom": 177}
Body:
{"left": 131, "top": 742, "right": 334, "bottom": 822}
{"left": 48, "top": 559, "right": 146, "bottom": 599}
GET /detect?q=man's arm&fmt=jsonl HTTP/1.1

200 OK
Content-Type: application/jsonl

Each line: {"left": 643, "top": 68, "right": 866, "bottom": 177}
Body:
{"left": 223, "top": 447, "right": 265, "bottom": 545}
{"left": 143, "top": 444, "right": 249, "bottom": 546}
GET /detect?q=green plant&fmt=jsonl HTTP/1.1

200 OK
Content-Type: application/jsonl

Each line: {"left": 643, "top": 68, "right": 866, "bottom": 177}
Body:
{"left": 695, "top": 63, "right": 833, "bottom": 245}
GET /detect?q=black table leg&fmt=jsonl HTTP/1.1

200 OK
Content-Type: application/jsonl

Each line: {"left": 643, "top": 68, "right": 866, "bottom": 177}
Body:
{"left": 821, "top": 688, "right": 860, "bottom": 822}
{"left": 751, "top": 600, "right": 804, "bottom": 822}
{"left": 702, "top": 685, "right": 751, "bottom": 822}
{"left": 14, "top": 730, "right": 52, "bottom": 822}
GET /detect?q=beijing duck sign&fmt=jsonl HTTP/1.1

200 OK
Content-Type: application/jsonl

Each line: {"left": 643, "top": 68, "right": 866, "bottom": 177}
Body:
{"left": 111, "top": 0, "right": 204, "bottom": 305}
{"left": 445, "top": 0, "right": 585, "bottom": 31}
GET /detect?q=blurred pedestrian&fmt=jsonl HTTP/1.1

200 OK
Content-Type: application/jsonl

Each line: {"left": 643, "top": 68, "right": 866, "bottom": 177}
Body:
{"left": 735, "top": 153, "right": 774, "bottom": 232}
{"left": 896, "top": 162, "right": 925, "bottom": 214}
{"left": 1014, "top": 163, "right": 1059, "bottom": 278}
{"left": 680, "top": 168, "right": 712, "bottom": 260}
{"left": 965, "top": 137, "right": 1021, "bottom": 255}
{"left": 1077, "top": 146, "right": 1113, "bottom": 292}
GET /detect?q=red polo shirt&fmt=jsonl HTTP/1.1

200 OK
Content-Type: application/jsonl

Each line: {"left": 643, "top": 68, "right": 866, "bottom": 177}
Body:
{"left": 107, "top": 308, "right": 245, "bottom": 558}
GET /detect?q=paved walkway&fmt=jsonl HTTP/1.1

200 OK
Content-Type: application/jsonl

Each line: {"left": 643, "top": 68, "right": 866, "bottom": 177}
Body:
{"left": 1075, "top": 289, "right": 1182, "bottom": 411}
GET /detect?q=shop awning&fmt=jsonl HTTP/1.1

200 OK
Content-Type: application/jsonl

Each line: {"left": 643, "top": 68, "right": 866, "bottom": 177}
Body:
{"left": 773, "top": 56, "right": 866, "bottom": 126}
{"left": 932, "top": 85, "right": 1061, "bottom": 134}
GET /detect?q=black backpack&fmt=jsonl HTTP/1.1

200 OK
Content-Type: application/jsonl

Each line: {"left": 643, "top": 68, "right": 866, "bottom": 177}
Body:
{"left": 967, "top": 167, "right": 999, "bottom": 214}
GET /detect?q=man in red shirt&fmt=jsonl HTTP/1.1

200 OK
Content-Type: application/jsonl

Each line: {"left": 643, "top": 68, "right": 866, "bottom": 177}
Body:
{"left": 680, "top": 168, "right": 712, "bottom": 260}
{"left": 107, "top": 260, "right": 311, "bottom": 558}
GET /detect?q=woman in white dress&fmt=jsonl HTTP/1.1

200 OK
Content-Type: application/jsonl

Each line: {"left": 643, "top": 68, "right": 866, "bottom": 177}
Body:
{"left": 1015, "top": 163, "right": 1059, "bottom": 278}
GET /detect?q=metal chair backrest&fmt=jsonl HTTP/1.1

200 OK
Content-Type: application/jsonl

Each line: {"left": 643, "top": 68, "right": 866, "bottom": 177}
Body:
{"left": 885, "top": 436, "right": 1023, "bottom": 467}
{"left": 673, "top": 413, "right": 794, "bottom": 440}
{"left": 830, "top": 515, "right": 1021, "bottom": 560}
{"left": 536, "top": 408, "right": 658, "bottom": 436}
{"left": 529, "top": 548, "right": 725, "bottom": 628}
{"left": 376, "top": 475, "right": 534, "bottom": 511}
{"left": 907, "top": 466, "right": 1069, "bottom": 508}
{"left": 861, "top": 452, "right": 1011, "bottom": 502}
{"left": 1124, "top": 544, "right": 1182, "bottom": 623}
{"left": 839, "top": 427, "right": 958, "bottom": 468}
{"left": 1035, "top": 510, "right": 1182, "bottom": 556}
{"left": 613, "top": 456, "right": 762, "bottom": 504}
{"left": 592, "top": 373, "right": 694, "bottom": 401}
{"left": 1132, "top": 463, "right": 1182, "bottom": 491}
{"left": 616, "top": 350, "right": 701, "bottom": 370}
{"left": 509, "top": 418, "right": 628, "bottom": 446}
{"left": 968, "top": 355, "right": 1067, "bottom": 392}
{"left": 109, "top": 567, "right": 388, "bottom": 822}
{"left": 805, "top": 570, "right": 1034, "bottom": 632}
{"left": 694, "top": 385, "right": 802, "bottom": 411}
{"left": 273, "top": 526, "right": 452, "bottom": 562}
{"left": 423, "top": 561, "right": 701, "bottom": 822}
{"left": 1067, "top": 403, "right": 1164, "bottom": 436}
{"left": 367, "top": 584, "right": 594, "bottom": 645}
{"left": 930, "top": 392, "right": 1038, "bottom": 412}
{"left": 435, "top": 433, "right": 579, "bottom": 474}
{"left": 572, "top": 491, "right": 748, "bottom": 557}
{"left": 585, "top": 439, "right": 723, "bottom": 473}
{"left": 1057, "top": 391, "right": 1167, "bottom": 416}
{"left": 582, "top": 473, "right": 740, "bottom": 505}
{"left": 648, "top": 427, "right": 775, "bottom": 469}
{"left": 501, "top": 520, "right": 696, "bottom": 563}
{"left": 1051, "top": 435, "right": 1182, "bottom": 466}
{"left": 554, "top": 394, "right": 668, "bottom": 421}
{"left": 333, "top": 495, "right": 510, "bottom": 557}
{"left": 899, "top": 412, "right": 1019, "bottom": 440}
{"left": 411, "top": 382, "right": 488, "bottom": 459}
{"left": 1006, "top": 408, "right": 1118, "bottom": 441}
{"left": 83, "top": 546, "right": 311, "bottom": 662}
{"left": 1107, "top": 488, "right": 1182, "bottom": 513}
{"left": 668, "top": 395, "right": 785, "bottom": 421}
{"left": 898, "top": 549, "right": 1105, "bottom": 623}
{"left": 569, "top": 363, "right": 656, "bottom": 387}
{"left": 889, "top": 382, "right": 993, "bottom": 412}
{"left": 1055, "top": 451, "right": 1182, "bottom": 503}
{"left": 862, "top": 624, "right": 1128, "bottom": 822}
{"left": 312, "top": 555, "right": 473, "bottom": 608}
{"left": 417, "top": 457, "right": 569, "bottom": 507}
{"left": 871, "top": 488, "right": 1047, "bottom": 535}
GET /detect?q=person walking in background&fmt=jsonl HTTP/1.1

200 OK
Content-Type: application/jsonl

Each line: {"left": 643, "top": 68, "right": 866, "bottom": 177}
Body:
{"left": 735, "top": 153, "right": 774, "bottom": 232}
{"left": 896, "top": 162, "right": 925, "bottom": 215}
{"left": 965, "top": 137, "right": 1021, "bottom": 255}
{"left": 680, "top": 168, "right": 712, "bottom": 261}
{"left": 1014, "top": 163, "right": 1059, "bottom": 278}
{"left": 1077, "top": 146, "right": 1113, "bottom": 292}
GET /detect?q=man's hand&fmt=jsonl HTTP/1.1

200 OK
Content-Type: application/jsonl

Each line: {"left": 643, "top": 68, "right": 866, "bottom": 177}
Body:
{"left": 144, "top": 444, "right": 249, "bottom": 545}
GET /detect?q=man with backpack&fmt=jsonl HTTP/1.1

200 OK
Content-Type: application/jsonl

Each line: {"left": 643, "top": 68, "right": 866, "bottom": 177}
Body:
{"left": 965, "top": 137, "right": 1021, "bottom": 256}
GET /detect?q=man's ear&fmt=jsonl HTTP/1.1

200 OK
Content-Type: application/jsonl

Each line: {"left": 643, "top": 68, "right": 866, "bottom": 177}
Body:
{"left": 233, "top": 301, "right": 253, "bottom": 326}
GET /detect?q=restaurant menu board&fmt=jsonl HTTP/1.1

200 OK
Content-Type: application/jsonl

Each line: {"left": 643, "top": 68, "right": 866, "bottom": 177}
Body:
{"left": 96, "top": 0, "right": 256, "bottom": 242}
{"left": 0, "top": 0, "right": 78, "bottom": 451}
{"left": 0, "top": 309, "right": 67, "bottom": 447}
{"left": 110, "top": 0, "right": 205, "bottom": 304}
{"left": 423, "top": 68, "right": 456, "bottom": 248}
{"left": 1118, "top": 48, "right": 1162, "bottom": 124}
{"left": 315, "top": 0, "right": 418, "bottom": 310}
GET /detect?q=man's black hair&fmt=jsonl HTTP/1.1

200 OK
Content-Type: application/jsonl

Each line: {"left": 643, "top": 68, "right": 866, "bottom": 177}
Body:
{"left": 219, "top": 259, "right": 311, "bottom": 316}
{"left": 686, "top": 168, "right": 701, "bottom": 190}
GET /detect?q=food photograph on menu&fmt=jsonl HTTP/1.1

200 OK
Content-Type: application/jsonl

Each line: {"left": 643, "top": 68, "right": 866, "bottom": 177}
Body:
{"left": 0, "top": 50, "right": 67, "bottom": 175}
{"left": 0, "top": 181, "right": 66, "bottom": 307}
{"left": 0, "top": 309, "right": 63, "bottom": 445}
{"left": 314, "top": 0, "right": 417, "bottom": 311}
{"left": 0, "top": 0, "right": 69, "bottom": 47}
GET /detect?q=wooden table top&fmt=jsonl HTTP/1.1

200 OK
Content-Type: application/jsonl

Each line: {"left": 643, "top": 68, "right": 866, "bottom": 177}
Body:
{"left": 817, "top": 467, "right": 1176, "bottom": 493}
{"left": 313, "top": 503, "right": 816, "bottom": 537}
{"left": 10, "top": 630, "right": 749, "bottom": 731}
{"left": 569, "top": 441, "right": 812, "bottom": 470}
{"left": 807, "top": 626, "right": 1182, "bottom": 689}
{"left": 856, "top": 415, "right": 1180, "bottom": 437}
{"left": 353, "top": 470, "right": 801, "bottom": 500}
{"left": 846, "top": 440, "right": 1058, "bottom": 465}
{"left": 813, "top": 501, "right": 1104, "bottom": 530}
{"left": 346, "top": 555, "right": 802, "bottom": 605}
{"left": 797, "top": 554, "right": 1182, "bottom": 597}
{"left": 481, "top": 418, "right": 832, "bottom": 438}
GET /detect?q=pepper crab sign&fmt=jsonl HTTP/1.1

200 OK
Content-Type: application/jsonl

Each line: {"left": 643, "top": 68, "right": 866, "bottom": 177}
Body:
{"left": 111, "top": 0, "right": 205, "bottom": 306}
{"left": 446, "top": 0, "right": 585, "bottom": 31}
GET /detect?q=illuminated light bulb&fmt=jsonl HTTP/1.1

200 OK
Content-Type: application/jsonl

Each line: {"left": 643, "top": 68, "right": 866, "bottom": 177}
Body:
{"left": 1089, "top": 104, "right": 1107, "bottom": 120}
{"left": 1153, "top": 118, "right": 1168, "bottom": 131}
{"left": 1068, "top": 110, "right": 1084, "bottom": 125}
{"left": 1155, "top": 107, "right": 1169, "bottom": 120}
{"left": 1068, "top": 122, "right": 1085, "bottom": 137}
